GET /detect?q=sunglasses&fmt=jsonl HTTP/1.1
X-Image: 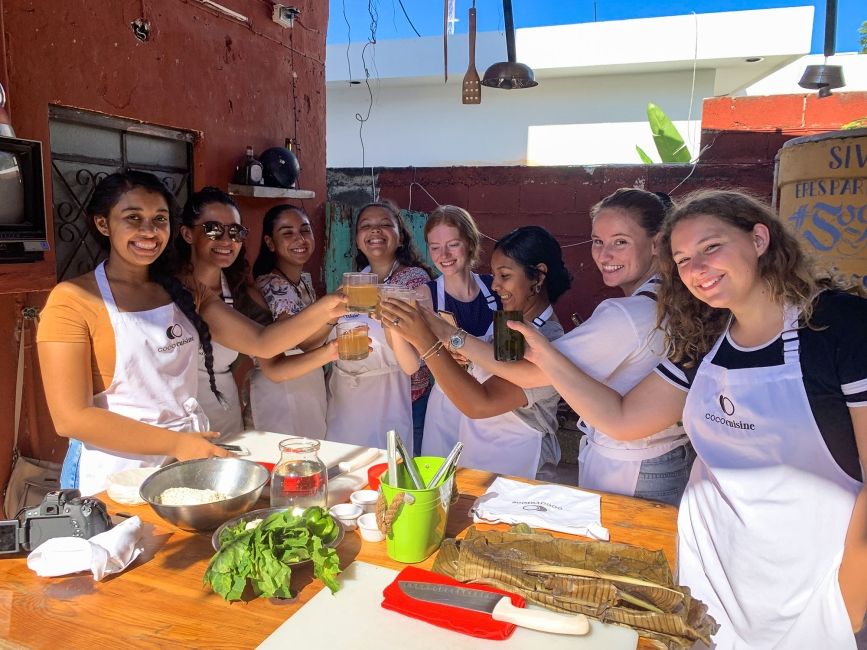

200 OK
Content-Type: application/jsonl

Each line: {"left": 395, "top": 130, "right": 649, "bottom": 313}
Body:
{"left": 198, "top": 221, "right": 249, "bottom": 242}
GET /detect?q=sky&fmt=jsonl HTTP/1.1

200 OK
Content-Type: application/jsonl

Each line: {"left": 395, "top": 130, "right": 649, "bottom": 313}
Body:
{"left": 327, "top": 0, "right": 865, "bottom": 53}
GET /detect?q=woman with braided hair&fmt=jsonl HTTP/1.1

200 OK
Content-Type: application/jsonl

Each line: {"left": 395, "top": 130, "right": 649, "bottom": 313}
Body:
{"left": 37, "top": 171, "right": 345, "bottom": 495}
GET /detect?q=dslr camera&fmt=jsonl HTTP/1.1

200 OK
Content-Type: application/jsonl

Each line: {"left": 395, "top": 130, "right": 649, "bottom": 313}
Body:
{"left": 0, "top": 489, "right": 113, "bottom": 554}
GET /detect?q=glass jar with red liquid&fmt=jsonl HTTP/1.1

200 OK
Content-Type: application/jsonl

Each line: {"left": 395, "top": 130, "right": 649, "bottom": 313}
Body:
{"left": 269, "top": 437, "right": 327, "bottom": 513}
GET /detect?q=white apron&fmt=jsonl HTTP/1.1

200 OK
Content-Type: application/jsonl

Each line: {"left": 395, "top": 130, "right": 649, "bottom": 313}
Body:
{"left": 679, "top": 307, "right": 860, "bottom": 649}
{"left": 196, "top": 273, "right": 242, "bottom": 437}
{"left": 421, "top": 274, "right": 497, "bottom": 458}
{"left": 456, "top": 305, "right": 557, "bottom": 479}
{"left": 577, "top": 277, "right": 688, "bottom": 497}
{"left": 249, "top": 349, "right": 327, "bottom": 438}
{"left": 64, "top": 262, "right": 208, "bottom": 496}
{"left": 325, "top": 311, "right": 413, "bottom": 453}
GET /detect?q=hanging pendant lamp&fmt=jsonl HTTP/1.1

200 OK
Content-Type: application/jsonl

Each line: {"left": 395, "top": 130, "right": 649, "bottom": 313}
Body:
{"left": 481, "top": 0, "right": 537, "bottom": 89}
{"left": 798, "top": 0, "right": 845, "bottom": 98}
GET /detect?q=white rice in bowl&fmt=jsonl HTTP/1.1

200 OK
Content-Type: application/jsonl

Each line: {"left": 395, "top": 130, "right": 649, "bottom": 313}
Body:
{"left": 159, "top": 487, "right": 229, "bottom": 506}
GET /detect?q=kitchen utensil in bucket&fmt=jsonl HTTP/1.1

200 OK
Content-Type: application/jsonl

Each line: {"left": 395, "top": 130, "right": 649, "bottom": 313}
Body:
{"left": 462, "top": 5, "right": 480, "bottom": 104}
{"left": 378, "top": 456, "right": 454, "bottom": 563}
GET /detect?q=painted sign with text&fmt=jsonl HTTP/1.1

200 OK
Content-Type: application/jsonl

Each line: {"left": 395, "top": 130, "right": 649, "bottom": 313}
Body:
{"left": 776, "top": 131, "right": 867, "bottom": 290}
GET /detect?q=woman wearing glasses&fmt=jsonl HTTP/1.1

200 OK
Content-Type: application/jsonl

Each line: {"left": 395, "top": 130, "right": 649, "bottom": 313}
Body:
{"left": 37, "top": 172, "right": 346, "bottom": 495}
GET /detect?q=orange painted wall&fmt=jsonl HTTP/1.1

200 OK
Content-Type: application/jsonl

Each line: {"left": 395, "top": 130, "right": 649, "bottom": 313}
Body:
{"left": 0, "top": 0, "right": 328, "bottom": 516}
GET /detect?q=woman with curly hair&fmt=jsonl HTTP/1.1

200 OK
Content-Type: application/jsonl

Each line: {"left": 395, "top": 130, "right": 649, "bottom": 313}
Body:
{"left": 509, "top": 190, "right": 867, "bottom": 647}
{"left": 325, "top": 200, "right": 433, "bottom": 453}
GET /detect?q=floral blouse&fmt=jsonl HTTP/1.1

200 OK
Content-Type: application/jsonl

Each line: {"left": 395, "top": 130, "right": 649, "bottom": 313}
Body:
{"left": 255, "top": 271, "right": 316, "bottom": 321}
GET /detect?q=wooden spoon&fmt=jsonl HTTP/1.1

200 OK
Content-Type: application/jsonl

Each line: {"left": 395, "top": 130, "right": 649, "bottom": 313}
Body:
{"left": 462, "top": 6, "right": 480, "bottom": 104}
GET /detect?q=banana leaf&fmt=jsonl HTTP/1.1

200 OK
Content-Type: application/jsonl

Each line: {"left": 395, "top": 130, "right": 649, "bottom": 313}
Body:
{"left": 433, "top": 526, "right": 719, "bottom": 650}
{"left": 636, "top": 145, "right": 655, "bottom": 165}
{"left": 647, "top": 103, "right": 691, "bottom": 163}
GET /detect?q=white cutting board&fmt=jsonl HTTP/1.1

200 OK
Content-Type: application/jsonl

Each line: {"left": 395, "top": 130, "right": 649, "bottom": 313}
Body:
{"left": 258, "top": 561, "right": 638, "bottom": 650}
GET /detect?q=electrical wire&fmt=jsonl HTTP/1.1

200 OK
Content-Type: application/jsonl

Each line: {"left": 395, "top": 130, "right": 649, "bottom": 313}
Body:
{"left": 343, "top": 0, "right": 353, "bottom": 82}
{"left": 395, "top": 0, "right": 422, "bottom": 37}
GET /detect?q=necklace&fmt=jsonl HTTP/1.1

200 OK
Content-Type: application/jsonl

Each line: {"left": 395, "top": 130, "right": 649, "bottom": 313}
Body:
{"left": 381, "top": 259, "right": 400, "bottom": 284}
{"left": 274, "top": 267, "right": 313, "bottom": 305}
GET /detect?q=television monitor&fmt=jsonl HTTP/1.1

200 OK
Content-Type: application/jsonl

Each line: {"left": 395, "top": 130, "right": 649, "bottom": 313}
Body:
{"left": 0, "top": 135, "right": 48, "bottom": 263}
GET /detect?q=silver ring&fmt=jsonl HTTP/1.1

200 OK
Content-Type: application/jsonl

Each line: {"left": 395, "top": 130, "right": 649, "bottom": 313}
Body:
{"left": 393, "top": 317, "right": 401, "bottom": 326}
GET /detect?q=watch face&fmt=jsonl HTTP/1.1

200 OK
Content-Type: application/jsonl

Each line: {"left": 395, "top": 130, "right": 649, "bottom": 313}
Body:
{"left": 449, "top": 332, "right": 464, "bottom": 349}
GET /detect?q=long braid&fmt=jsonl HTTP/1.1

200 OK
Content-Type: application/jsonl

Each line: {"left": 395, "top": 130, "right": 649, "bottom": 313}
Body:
{"left": 153, "top": 272, "right": 226, "bottom": 406}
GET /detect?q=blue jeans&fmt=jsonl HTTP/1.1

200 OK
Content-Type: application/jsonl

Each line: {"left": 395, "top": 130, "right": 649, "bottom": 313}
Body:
{"left": 60, "top": 439, "right": 82, "bottom": 489}
{"left": 411, "top": 384, "right": 432, "bottom": 456}
{"left": 633, "top": 442, "right": 696, "bottom": 506}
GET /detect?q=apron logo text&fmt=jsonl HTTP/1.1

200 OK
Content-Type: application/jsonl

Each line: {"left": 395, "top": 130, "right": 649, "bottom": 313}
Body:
{"left": 705, "top": 412, "right": 756, "bottom": 430}
{"left": 158, "top": 336, "right": 194, "bottom": 353}
{"left": 513, "top": 500, "right": 562, "bottom": 511}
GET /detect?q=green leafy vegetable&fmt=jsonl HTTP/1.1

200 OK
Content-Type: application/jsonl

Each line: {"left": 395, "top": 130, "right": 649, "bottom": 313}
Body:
{"left": 204, "top": 507, "right": 342, "bottom": 602}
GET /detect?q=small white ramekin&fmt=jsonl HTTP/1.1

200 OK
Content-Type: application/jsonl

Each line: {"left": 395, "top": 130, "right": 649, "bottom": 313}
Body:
{"left": 357, "top": 512, "right": 385, "bottom": 542}
{"left": 349, "top": 489, "right": 379, "bottom": 514}
{"left": 329, "top": 503, "right": 364, "bottom": 530}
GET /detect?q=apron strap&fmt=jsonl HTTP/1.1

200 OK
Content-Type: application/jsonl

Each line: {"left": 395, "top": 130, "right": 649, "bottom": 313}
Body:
{"left": 781, "top": 305, "right": 801, "bottom": 366}
{"left": 436, "top": 275, "right": 445, "bottom": 312}
{"left": 532, "top": 304, "right": 555, "bottom": 328}
{"left": 636, "top": 291, "right": 658, "bottom": 301}
{"left": 94, "top": 262, "right": 119, "bottom": 314}
{"left": 219, "top": 272, "right": 234, "bottom": 307}
{"left": 473, "top": 273, "right": 498, "bottom": 309}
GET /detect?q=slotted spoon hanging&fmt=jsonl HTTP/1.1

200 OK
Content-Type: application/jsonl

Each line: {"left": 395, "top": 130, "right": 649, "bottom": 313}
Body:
{"left": 462, "top": 3, "right": 480, "bottom": 104}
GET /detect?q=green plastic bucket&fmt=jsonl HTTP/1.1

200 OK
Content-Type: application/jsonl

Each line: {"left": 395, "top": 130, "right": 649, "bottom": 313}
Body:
{"left": 380, "top": 456, "right": 454, "bottom": 564}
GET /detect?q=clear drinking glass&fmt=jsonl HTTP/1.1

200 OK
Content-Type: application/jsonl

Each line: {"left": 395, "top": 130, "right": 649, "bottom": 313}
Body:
{"left": 342, "top": 272, "right": 379, "bottom": 312}
{"left": 336, "top": 321, "right": 369, "bottom": 360}
{"left": 270, "top": 437, "right": 328, "bottom": 513}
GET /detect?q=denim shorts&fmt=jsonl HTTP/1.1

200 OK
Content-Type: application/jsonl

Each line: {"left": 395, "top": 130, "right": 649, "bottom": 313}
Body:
{"left": 59, "top": 439, "right": 82, "bottom": 489}
{"left": 633, "top": 442, "right": 696, "bottom": 506}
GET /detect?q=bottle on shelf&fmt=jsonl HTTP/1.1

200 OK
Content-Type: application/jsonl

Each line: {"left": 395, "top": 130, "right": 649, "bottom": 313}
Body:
{"left": 233, "top": 145, "right": 264, "bottom": 186}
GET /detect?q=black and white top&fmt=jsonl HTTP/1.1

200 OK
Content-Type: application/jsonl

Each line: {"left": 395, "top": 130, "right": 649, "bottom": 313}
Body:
{"left": 656, "top": 290, "right": 867, "bottom": 481}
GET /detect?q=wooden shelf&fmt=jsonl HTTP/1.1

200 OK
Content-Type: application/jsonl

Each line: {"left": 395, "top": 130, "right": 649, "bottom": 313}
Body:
{"left": 227, "top": 184, "right": 315, "bottom": 199}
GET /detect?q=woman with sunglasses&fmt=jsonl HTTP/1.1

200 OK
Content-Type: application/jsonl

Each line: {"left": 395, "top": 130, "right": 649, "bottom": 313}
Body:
{"left": 37, "top": 172, "right": 346, "bottom": 495}
{"left": 176, "top": 187, "right": 264, "bottom": 437}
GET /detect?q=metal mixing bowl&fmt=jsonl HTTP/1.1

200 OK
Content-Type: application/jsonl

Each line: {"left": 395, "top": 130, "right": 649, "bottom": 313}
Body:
{"left": 139, "top": 458, "right": 269, "bottom": 531}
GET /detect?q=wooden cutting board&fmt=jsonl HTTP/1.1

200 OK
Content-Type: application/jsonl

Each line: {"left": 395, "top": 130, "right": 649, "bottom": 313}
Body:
{"left": 258, "top": 561, "right": 638, "bottom": 649}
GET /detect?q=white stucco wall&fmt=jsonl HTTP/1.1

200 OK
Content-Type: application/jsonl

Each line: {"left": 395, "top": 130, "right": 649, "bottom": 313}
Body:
{"left": 327, "top": 69, "right": 712, "bottom": 167}
{"left": 326, "top": 7, "right": 813, "bottom": 167}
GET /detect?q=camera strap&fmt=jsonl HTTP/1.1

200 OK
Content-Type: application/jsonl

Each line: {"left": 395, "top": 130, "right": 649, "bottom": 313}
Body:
{"left": 10, "top": 307, "right": 39, "bottom": 469}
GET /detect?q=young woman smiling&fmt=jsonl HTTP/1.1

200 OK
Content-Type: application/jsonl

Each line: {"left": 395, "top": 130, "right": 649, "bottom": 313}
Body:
{"left": 325, "top": 201, "right": 433, "bottom": 453}
{"left": 249, "top": 204, "right": 336, "bottom": 437}
{"left": 37, "top": 172, "right": 345, "bottom": 495}
{"left": 176, "top": 187, "right": 267, "bottom": 438}
{"left": 416, "top": 205, "right": 500, "bottom": 457}
{"left": 508, "top": 190, "right": 867, "bottom": 647}
{"left": 382, "top": 226, "right": 570, "bottom": 479}
{"left": 417, "top": 190, "right": 695, "bottom": 504}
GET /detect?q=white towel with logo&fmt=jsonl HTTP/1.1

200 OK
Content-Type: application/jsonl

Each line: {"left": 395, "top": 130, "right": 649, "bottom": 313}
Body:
{"left": 471, "top": 477, "right": 609, "bottom": 540}
{"left": 26, "top": 516, "right": 145, "bottom": 580}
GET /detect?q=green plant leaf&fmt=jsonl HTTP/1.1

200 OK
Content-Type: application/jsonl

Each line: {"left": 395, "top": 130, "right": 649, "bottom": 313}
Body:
{"left": 647, "top": 103, "right": 692, "bottom": 163}
{"left": 636, "top": 145, "right": 655, "bottom": 165}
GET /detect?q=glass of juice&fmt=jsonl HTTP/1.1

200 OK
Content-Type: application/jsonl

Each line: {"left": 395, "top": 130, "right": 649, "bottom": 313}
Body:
{"left": 343, "top": 272, "right": 379, "bottom": 312}
{"left": 336, "top": 321, "right": 370, "bottom": 360}
{"left": 377, "top": 284, "right": 416, "bottom": 318}
{"left": 493, "top": 310, "right": 524, "bottom": 361}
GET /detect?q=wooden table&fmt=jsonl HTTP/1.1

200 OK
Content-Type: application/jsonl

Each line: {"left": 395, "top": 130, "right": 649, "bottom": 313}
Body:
{"left": 0, "top": 469, "right": 676, "bottom": 649}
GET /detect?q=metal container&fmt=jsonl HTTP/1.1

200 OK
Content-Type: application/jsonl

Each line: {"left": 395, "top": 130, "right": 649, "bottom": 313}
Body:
{"left": 774, "top": 128, "right": 867, "bottom": 291}
{"left": 139, "top": 458, "right": 269, "bottom": 531}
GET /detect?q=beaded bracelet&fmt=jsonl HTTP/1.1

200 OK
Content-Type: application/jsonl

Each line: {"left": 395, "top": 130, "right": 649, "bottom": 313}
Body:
{"left": 420, "top": 340, "right": 444, "bottom": 361}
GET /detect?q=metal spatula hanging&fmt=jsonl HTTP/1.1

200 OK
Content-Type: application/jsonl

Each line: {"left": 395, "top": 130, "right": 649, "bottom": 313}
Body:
{"left": 462, "top": 3, "right": 481, "bottom": 104}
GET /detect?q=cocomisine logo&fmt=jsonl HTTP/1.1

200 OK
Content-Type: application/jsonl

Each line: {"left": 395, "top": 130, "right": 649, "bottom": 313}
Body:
{"left": 158, "top": 323, "right": 193, "bottom": 353}
{"left": 705, "top": 393, "right": 755, "bottom": 430}
{"left": 513, "top": 500, "right": 563, "bottom": 512}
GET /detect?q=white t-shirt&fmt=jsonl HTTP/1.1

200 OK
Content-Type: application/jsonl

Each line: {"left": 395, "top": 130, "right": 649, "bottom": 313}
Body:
{"left": 552, "top": 277, "right": 686, "bottom": 450}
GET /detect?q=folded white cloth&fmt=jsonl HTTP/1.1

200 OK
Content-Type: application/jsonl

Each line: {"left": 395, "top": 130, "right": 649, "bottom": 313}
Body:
{"left": 26, "top": 516, "right": 145, "bottom": 580}
{"left": 471, "top": 477, "right": 609, "bottom": 540}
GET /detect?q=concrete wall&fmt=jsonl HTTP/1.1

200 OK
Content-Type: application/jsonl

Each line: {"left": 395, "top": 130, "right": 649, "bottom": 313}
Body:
{"left": 0, "top": 0, "right": 328, "bottom": 515}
